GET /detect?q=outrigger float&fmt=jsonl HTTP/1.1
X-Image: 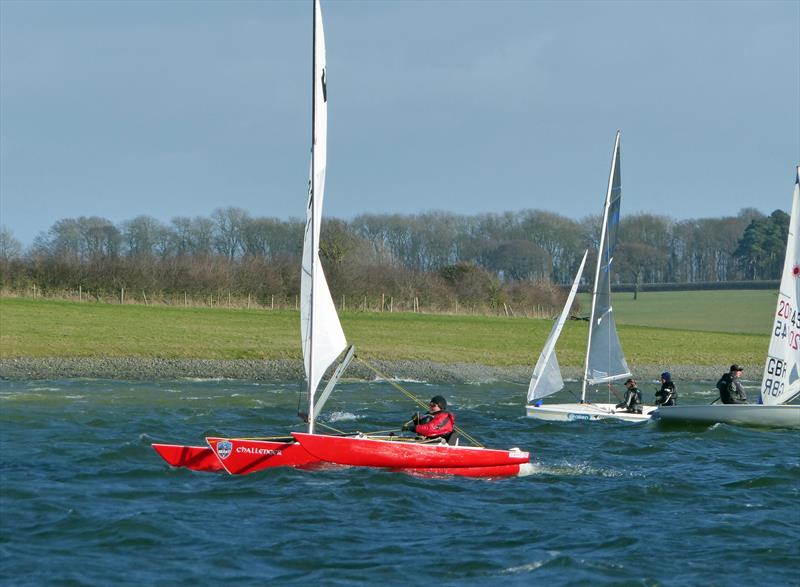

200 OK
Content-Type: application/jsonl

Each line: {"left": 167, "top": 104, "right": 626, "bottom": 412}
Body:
{"left": 152, "top": 0, "right": 531, "bottom": 479}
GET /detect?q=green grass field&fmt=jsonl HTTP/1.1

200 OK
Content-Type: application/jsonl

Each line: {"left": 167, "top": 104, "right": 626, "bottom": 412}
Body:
{"left": 0, "top": 294, "right": 770, "bottom": 368}
{"left": 578, "top": 289, "right": 775, "bottom": 334}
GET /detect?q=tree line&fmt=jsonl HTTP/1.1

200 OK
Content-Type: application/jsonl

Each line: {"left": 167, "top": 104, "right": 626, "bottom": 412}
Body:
{"left": 0, "top": 206, "right": 789, "bottom": 313}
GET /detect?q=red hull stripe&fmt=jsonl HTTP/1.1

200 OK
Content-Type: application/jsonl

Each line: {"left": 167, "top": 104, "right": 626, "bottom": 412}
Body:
{"left": 292, "top": 433, "right": 529, "bottom": 468}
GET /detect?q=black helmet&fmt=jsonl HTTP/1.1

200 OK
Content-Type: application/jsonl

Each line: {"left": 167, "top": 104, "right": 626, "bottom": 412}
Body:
{"left": 429, "top": 395, "right": 447, "bottom": 410}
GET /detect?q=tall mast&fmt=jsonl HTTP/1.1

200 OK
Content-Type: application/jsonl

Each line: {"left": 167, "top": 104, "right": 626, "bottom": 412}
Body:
{"left": 581, "top": 131, "right": 620, "bottom": 402}
{"left": 307, "top": 0, "right": 317, "bottom": 433}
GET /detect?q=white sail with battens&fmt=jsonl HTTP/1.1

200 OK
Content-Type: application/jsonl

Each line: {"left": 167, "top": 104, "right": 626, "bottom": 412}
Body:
{"left": 582, "top": 131, "right": 631, "bottom": 395}
{"left": 301, "top": 0, "right": 347, "bottom": 431}
{"left": 761, "top": 166, "right": 800, "bottom": 405}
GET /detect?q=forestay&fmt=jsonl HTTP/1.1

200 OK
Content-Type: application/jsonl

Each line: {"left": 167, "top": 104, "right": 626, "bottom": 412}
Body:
{"left": 583, "top": 131, "right": 631, "bottom": 393}
{"left": 761, "top": 167, "right": 800, "bottom": 405}
{"left": 300, "top": 0, "right": 347, "bottom": 427}
{"left": 528, "top": 250, "right": 588, "bottom": 402}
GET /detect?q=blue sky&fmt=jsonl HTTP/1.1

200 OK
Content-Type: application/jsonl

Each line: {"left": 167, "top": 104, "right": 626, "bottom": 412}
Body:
{"left": 1, "top": 0, "right": 798, "bottom": 246}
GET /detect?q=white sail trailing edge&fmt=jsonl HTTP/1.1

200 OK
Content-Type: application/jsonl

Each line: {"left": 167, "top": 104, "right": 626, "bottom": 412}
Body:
{"left": 761, "top": 166, "right": 800, "bottom": 405}
{"left": 301, "top": 0, "right": 347, "bottom": 421}
{"left": 528, "top": 250, "right": 588, "bottom": 402}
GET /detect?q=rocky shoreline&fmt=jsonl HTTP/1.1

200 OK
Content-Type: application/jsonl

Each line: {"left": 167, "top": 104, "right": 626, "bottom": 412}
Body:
{"left": 0, "top": 357, "right": 744, "bottom": 384}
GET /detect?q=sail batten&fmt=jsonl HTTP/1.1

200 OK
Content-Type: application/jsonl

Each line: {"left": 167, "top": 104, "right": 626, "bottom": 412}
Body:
{"left": 760, "top": 166, "right": 800, "bottom": 405}
{"left": 301, "top": 0, "right": 347, "bottom": 431}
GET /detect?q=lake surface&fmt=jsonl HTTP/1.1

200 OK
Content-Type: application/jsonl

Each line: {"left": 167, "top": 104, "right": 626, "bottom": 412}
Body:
{"left": 1, "top": 377, "right": 798, "bottom": 586}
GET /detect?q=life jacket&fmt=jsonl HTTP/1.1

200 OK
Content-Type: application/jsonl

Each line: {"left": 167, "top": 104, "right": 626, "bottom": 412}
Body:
{"left": 414, "top": 410, "right": 455, "bottom": 439}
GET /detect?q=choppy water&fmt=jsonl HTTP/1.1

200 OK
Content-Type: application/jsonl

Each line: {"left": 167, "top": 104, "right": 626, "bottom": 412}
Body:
{"left": 0, "top": 377, "right": 798, "bottom": 586}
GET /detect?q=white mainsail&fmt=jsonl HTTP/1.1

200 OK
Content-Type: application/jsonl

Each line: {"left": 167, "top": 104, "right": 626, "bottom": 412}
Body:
{"left": 582, "top": 131, "right": 631, "bottom": 399}
{"left": 528, "top": 250, "right": 588, "bottom": 402}
{"left": 760, "top": 166, "right": 800, "bottom": 405}
{"left": 301, "top": 0, "right": 347, "bottom": 432}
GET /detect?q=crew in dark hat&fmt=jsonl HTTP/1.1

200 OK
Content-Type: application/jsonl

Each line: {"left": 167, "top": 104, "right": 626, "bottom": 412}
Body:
{"left": 402, "top": 395, "right": 456, "bottom": 441}
{"left": 716, "top": 364, "right": 747, "bottom": 404}
{"left": 429, "top": 395, "right": 447, "bottom": 410}
{"left": 616, "top": 378, "right": 643, "bottom": 413}
{"left": 655, "top": 371, "right": 677, "bottom": 406}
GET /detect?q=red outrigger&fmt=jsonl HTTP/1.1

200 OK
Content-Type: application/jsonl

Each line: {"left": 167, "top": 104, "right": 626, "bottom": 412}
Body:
{"left": 153, "top": 438, "right": 320, "bottom": 475}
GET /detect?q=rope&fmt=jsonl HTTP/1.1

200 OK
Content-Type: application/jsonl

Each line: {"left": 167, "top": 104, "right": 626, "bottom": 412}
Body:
{"left": 356, "top": 357, "right": 483, "bottom": 448}
{"left": 606, "top": 382, "right": 624, "bottom": 402}
{"left": 315, "top": 421, "right": 347, "bottom": 435}
{"left": 227, "top": 436, "right": 296, "bottom": 441}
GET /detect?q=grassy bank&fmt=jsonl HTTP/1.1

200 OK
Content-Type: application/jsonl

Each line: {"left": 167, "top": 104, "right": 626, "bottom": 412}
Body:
{"left": 0, "top": 297, "right": 768, "bottom": 368}
{"left": 578, "top": 289, "right": 774, "bottom": 334}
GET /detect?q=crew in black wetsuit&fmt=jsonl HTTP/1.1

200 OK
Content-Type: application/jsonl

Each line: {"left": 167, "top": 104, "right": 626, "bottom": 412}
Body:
{"left": 655, "top": 371, "right": 677, "bottom": 406}
{"left": 717, "top": 364, "right": 748, "bottom": 404}
{"left": 616, "top": 378, "right": 643, "bottom": 413}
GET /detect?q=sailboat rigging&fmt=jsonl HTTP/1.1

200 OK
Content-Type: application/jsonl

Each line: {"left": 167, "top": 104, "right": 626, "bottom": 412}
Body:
{"left": 302, "top": 0, "right": 349, "bottom": 434}
{"left": 526, "top": 132, "right": 655, "bottom": 422}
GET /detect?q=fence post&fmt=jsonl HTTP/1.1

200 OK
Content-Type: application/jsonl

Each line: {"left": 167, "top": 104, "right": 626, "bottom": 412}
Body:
{"left": 228, "top": 291, "right": 231, "bottom": 307}
{"left": 121, "top": 287, "right": 125, "bottom": 305}
{"left": 390, "top": 296, "right": 393, "bottom": 313}
{"left": 381, "top": 293, "right": 385, "bottom": 312}
{"left": 142, "top": 290, "right": 148, "bottom": 306}
{"left": 79, "top": 285, "right": 82, "bottom": 302}
{"left": 247, "top": 293, "right": 251, "bottom": 309}
{"left": 184, "top": 292, "right": 187, "bottom": 306}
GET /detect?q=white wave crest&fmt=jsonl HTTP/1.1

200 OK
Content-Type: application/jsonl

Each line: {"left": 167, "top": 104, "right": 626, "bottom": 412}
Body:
{"left": 327, "top": 411, "right": 361, "bottom": 422}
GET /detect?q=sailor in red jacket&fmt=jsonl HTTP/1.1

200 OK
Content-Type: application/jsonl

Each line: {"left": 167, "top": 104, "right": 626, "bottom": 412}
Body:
{"left": 403, "top": 395, "right": 455, "bottom": 440}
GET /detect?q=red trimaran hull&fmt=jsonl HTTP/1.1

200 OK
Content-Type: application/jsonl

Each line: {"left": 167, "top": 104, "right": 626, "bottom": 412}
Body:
{"left": 292, "top": 433, "right": 529, "bottom": 470}
{"left": 152, "top": 434, "right": 531, "bottom": 477}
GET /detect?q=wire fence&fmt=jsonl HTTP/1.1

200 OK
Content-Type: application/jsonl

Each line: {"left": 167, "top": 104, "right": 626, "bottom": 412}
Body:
{"left": 1, "top": 286, "right": 561, "bottom": 319}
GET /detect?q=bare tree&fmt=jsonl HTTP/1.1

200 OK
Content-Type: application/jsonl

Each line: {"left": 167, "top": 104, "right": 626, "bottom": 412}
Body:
{"left": 0, "top": 226, "right": 23, "bottom": 262}
{"left": 212, "top": 207, "right": 250, "bottom": 260}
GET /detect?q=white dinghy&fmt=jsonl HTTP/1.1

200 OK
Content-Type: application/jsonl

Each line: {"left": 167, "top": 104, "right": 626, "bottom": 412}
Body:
{"left": 526, "top": 132, "right": 656, "bottom": 422}
{"left": 655, "top": 167, "right": 800, "bottom": 429}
